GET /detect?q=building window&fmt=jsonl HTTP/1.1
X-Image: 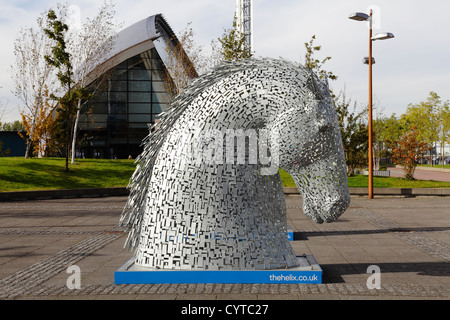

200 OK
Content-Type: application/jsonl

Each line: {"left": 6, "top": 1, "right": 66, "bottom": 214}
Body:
{"left": 79, "top": 47, "right": 169, "bottom": 159}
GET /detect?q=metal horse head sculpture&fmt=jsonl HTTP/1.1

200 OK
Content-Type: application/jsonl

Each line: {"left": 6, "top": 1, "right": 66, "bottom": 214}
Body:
{"left": 120, "top": 58, "right": 350, "bottom": 270}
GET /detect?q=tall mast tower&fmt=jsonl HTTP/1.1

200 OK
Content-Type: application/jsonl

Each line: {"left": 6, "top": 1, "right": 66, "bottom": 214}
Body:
{"left": 235, "top": 0, "right": 253, "bottom": 53}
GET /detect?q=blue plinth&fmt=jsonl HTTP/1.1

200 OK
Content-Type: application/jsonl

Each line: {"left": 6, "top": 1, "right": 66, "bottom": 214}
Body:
{"left": 287, "top": 226, "right": 294, "bottom": 241}
{"left": 115, "top": 255, "right": 322, "bottom": 284}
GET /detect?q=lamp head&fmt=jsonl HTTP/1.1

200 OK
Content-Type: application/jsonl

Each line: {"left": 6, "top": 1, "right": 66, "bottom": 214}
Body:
{"left": 363, "top": 57, "right": 375, "bottom": 65}
{"left": 372, "top": 32, "right": 395, "bottom": 41}
{"left": 348, "top": 12, "right": 370, "bottom": 21}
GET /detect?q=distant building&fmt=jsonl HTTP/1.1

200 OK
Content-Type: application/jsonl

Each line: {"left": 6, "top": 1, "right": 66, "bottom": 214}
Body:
{"left": 77, "top": 14, "right": 196, "bottom": 159}
{"left": 432, "top": 143, "right": 450, "bottom": 164}
{"left": 0, "top": 132, "right": 26, "bottom": 157}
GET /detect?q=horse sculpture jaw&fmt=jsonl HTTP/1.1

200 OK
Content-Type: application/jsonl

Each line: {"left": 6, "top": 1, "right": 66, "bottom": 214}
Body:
{"left": 288, "top": 156, "right": 351, "bottom": 224}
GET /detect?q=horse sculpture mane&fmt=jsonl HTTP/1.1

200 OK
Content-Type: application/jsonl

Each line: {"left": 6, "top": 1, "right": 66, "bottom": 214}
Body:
{"left": 120, "top": 57, "right": 350, "bottom": 270}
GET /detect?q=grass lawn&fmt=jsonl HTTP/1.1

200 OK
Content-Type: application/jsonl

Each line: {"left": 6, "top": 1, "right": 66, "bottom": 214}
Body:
{"left": 279, "top": 169, "right": 450, "bottom": 189}
{"left": 346, "top": 174, "right": 450, "bottom": 188}
{"left": 0, "top": 157, "right": 136, "bottom": 192}
{"left": 1, "top": 157, "right": 449, "bottom": 192}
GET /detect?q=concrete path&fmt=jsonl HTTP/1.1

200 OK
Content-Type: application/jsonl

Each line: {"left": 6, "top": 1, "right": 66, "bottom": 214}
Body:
{"left": 0, "top": 195, "right": 448, "bottom": 301}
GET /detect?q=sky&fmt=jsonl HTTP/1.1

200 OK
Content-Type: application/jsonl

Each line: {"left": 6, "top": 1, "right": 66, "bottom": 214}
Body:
{"left": 1, "top": 0, "right": 449, "bottom": 123}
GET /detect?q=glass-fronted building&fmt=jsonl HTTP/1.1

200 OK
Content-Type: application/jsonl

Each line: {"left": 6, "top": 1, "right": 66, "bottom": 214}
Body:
{"left": 76, "top": 14, "right": 196, "bottom": 159}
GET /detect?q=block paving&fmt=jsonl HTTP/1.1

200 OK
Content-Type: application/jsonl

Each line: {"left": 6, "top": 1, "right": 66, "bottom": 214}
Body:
{"left": 0, "top": 195, "right": 448, "bottom": 300}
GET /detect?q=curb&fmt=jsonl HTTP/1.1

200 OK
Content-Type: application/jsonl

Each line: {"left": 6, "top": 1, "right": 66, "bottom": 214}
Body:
{"left": 0, "top": 187, "right": 129, "bottom": 202}
{"left": 1, "top": 186, "right": 449, "bottom": 202}
{"left": 396, "top": 165, "right": 450, "bottom": 173}
{"left": 283, "top": 187, "right": 450, "bottom": 196}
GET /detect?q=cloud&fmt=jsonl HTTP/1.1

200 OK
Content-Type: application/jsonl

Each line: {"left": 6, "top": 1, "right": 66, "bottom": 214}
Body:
{"left": 1, "top": 0, "right": 449, "bottom": 122}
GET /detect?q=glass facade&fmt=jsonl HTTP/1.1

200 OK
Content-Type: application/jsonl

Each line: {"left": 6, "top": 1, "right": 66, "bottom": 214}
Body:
{"left": 78, "top": 48, "right": 170, "bottom": 159}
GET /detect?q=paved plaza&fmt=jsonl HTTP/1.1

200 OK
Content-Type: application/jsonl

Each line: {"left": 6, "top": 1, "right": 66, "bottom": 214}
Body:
{"left": 0, "top": 194, "right": 448, "bottom": 300}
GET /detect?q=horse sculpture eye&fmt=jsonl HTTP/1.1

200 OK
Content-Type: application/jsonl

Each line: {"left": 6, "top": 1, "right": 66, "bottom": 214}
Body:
{"left": 318, "top": 121, "right": 330, "bottom": 133}
{"left": 120, "top": 58, "right": 350, "bottom": 270}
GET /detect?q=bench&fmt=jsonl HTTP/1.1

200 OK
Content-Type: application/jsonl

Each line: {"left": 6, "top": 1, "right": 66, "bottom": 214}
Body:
{"left": 361, "top": 170, "right": 391, "bottom": 177}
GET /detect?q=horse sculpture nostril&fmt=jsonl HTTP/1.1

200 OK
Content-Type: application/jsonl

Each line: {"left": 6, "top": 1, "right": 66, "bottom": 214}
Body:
{"left": 289, "top": 155, "right": 350, "bottom": 226}
{"left": 321, "top": 199, "right": 349, "bottom": 223}
{"left": 319, "top": 124, "right": 330, "bottom": 133}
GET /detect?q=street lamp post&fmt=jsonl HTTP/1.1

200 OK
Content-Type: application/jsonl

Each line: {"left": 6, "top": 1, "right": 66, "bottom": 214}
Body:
{"left": 368, "top": 9, "right": 374, "bottom": 200}
{"left": 349, "top": 10, "right": 394, "bottom": 199}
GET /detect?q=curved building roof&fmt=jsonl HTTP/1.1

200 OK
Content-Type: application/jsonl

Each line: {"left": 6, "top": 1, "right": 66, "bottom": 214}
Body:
{"left": 87, "top": 13, "right": 197, "bottom": 85}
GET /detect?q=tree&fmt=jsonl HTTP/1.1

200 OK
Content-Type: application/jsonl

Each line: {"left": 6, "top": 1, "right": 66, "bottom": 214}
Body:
{"left": 217, "top": 15, "right": 253, "bottom": 62}
{"left": 162, "top": 22, "right": 200, "bottom": 100}
{"left": 304, "top": 35, "right": 338, "bottom": 83}
{"left": 303, "top": 36, "right": 368, "bottom": 175}
{"left": 68, "top": 0, "right": 120, "bottom": 164}
{"left": 205, "top": 38, "right": 224, "bottom": 72}
{"left": 437, "top": 99, "right": 450, "bottom": 167}
{"left": 1, "top": 120, "right": 25, "bottom": 132}
{"left": 379, "top": 114, "right": 404, "bottom": 164}
{"left": 13, "top": 1, "right": 120, "bottom": 162}
{"left": 382, "top": 114, "right": 403, "bottom": 145}
{"left": 0, "top": 140, "right": 10, "bottom": 157}
{"left": 372, "top": 116, "right": 385, "bottom": 170}
{"left": 402, "top": 91, "right": 441, "bottom": 165}
{"left": 334, "top": 90, "right": 369, "bottom": 176}
{"left": 44, "top": 8, "right": 78, "bottom": 172}
{"left": 391, "top": 126, "right": 428, "bottom": 180}
{"left": 18, "top": 86, "right": 57, "bottom": 156}
{"left": 303, "top": 35, "right": 339, "bottom": 105}
{"left": 11, "top": 11, "right": 58, "bottom": 158}
{"left": 161, "top": 15, "right": 251, "bottom": 99}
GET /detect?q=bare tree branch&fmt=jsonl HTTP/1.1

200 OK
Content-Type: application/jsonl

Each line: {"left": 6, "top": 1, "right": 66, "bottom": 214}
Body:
{"left": 11, "top": 12, "right": 59, "bottom": 158}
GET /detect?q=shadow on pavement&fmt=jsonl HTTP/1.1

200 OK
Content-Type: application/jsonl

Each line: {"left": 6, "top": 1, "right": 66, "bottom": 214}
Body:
{"left": 293, "top": 227, "right": 450, "bottom": 240}
{"left": 321, "top": 261, "right": 450, "bottom": 283}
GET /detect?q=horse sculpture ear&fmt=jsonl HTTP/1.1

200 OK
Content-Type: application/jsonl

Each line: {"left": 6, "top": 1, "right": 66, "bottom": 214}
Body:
{"left": 321, "top": 76, "right": 329, "bottom": 89}
{"left": 306, "top": 72, "right": 324, "bottom": 100}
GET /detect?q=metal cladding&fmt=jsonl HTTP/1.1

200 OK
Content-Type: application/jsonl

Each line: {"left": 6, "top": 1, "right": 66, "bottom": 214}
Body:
{"left": 119, "top": 58, "right": 350, "bottom": 270}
